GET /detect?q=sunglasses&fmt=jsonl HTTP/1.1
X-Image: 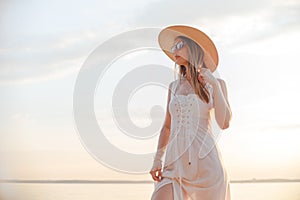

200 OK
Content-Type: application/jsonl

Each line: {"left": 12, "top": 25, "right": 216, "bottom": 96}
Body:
{"left": 170, "top": 41, "right": 184, "bottom": 54}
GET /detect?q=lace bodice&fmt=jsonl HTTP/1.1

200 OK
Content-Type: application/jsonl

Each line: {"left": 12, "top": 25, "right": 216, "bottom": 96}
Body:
{"left": 164, "top": 77, "right": 216, "bottom": 166}
{"left": 170, "top": 77, "right": 214, "bottom": 122}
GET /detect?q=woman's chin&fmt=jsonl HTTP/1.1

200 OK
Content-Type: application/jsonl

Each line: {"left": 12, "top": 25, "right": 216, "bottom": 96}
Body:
{"left": 175, "top": 57, "right": 188, "bottom": 66}
{"left": 176, "top": 61, "right": 187, "bottom": 66}
{"left": 175, "top": 59, "right": 183, "bottom": 65}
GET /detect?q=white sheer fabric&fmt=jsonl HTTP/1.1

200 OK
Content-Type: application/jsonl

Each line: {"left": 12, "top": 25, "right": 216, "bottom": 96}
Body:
{"left": 151, "top": 77, "right": 231, "bottom": 200}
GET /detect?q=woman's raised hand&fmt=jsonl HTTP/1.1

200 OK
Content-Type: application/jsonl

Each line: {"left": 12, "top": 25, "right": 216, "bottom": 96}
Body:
{"left": 197, "top": 67, "right": 218, "bottom": 87}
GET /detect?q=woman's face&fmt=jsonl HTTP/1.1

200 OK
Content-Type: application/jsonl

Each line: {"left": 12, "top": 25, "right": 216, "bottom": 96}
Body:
{"left": 172, "top": 38, "right": 189, "bottom": 67}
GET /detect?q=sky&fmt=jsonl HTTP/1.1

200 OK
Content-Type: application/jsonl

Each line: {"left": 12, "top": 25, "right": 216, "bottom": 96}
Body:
{"left": 0, "top": 0, "right": 300, "bottom": 182}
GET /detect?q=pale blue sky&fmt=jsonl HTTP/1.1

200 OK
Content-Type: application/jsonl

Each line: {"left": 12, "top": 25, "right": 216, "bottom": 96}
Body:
{"left": 1, "top": 0, "right": 300, "bottom": 180}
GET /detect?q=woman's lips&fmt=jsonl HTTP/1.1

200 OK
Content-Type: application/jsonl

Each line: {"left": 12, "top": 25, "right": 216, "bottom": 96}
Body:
{"left": 175, "top": 55, "right": 180, "bottom": 59}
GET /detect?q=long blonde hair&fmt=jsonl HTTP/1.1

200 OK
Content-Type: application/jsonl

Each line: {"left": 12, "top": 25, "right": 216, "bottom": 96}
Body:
{"left": 174, "top": 35, "right": 210, "bottom": 104}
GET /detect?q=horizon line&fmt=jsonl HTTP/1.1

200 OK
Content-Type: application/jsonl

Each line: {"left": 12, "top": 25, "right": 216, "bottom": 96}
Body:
{"left": 0, "top": 178, "right": 300, "bottom": 184}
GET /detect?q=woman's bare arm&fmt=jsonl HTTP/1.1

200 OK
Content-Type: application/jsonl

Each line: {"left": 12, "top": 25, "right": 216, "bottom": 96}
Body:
{"left": 154, "top": 82, "right": 173, "bottom": 156}
{"left": 150, "top": 82, "right": 173, "bottom": 181}
{"left": 212, "top": 79, "right": 232, "bottom": 129}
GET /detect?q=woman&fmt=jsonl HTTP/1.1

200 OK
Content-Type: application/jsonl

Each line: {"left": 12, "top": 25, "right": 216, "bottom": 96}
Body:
{"left": 149, "top": 25, "right": 232, "bottom": 200}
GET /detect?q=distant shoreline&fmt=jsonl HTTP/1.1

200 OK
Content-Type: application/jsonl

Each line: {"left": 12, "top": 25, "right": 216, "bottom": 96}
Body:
{"left": 0, "top": 179, "right": 300, "bottom": 184}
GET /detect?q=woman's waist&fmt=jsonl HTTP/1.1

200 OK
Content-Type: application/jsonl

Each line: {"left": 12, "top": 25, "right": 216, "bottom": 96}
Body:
{"left": 171, "top": 120, "right": 211, "bottom": 133}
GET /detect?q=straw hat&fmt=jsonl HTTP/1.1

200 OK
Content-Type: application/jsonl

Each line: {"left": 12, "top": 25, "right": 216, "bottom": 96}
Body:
{"left": 158, "top": 25, "right": 219, "bottom": 72}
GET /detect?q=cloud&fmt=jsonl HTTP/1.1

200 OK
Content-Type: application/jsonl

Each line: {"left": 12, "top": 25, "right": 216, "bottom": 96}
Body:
{"left": 0, "top": 0, "right": 145, "bottom": 85}
{"left": 133, "top": 0, "right": 270, "bottom": 26}
{"left": 226, "top": 1, "right": 300, "bottom": 47}
{"left": 1, "top": 0, "right": 299, "bottom": 85}
{"left": 0, "top": 22, "right": 137, "bottom": 85}
{"left": 132, "top": 0, "right": 300, "bottom": 48}
{"left": 260, "top": 124, "right": 300, "bottom": 132}
{"left": 10, "top": 113, "right": 37, "bottom": 125}
{"left": 0, "top": 30, "right": 96, "bottom": 85}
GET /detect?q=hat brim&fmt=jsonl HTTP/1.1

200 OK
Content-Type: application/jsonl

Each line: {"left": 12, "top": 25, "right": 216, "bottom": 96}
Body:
{"left": 158, "top": 25, "right": 218, "bottom": 72}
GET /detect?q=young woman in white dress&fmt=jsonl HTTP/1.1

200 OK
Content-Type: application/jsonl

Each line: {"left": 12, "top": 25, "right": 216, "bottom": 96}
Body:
{"left": 149, "top": 25, "right": 232, "bottom": 200}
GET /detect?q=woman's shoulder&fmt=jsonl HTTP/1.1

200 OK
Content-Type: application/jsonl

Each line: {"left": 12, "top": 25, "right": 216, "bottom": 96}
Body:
{"left": 205, "top": 78, "right": 227, "bottom": 89}
{"left": 168, "top": 80, "right": 176, "bottom": 91}
{"left": 205, "top": 78, "right": 226, "bottom": 94}
{"left": 169, "top": 79, "right": 180, "bottom": 88}
{"left": 215, "top": 78, "right": 229, "bottom": 98}
{"left": 168, "top": 79, "right": 180, "bottom": 95}
{"left": 216, "top": 78, "right": 226, "bottom": 85}
{"left": 216, "top": 78, "right": 228, "bottom": 90}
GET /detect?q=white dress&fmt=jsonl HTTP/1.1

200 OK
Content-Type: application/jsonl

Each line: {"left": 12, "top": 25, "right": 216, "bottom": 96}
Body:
{"left": 152, "top": 77, "right": 231, "bottom": 200}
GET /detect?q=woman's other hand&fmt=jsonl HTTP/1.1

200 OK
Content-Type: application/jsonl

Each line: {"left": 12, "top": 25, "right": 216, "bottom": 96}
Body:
{"left": 149, "top": 160, "right": 162, "bottom": 182}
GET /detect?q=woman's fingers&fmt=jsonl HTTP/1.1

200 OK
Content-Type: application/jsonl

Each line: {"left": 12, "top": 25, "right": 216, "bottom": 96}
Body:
{"left": 157, "top": 170, "right": 162, "bottom": 182}
{"left": 150, "top": 171, "right": 156, "bottom": 181}
{"left": 150, "top": 169, "right": 162, "bottom": 182}
{"left": 197, "top": 68, "right": 208, "bottom": 84}
{"left": 151, "top": 171, "right": 159, "bottom": 181}
{"left": 197, "top": 72, "right": 206, "bottom": 84}
{"left": 149, "top": 170, "right": 157, "bottom": 181}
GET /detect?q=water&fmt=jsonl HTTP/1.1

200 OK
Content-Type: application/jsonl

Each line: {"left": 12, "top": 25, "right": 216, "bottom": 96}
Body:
{"left": 0, "top": 182, "right": 299, "bottom": 200}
